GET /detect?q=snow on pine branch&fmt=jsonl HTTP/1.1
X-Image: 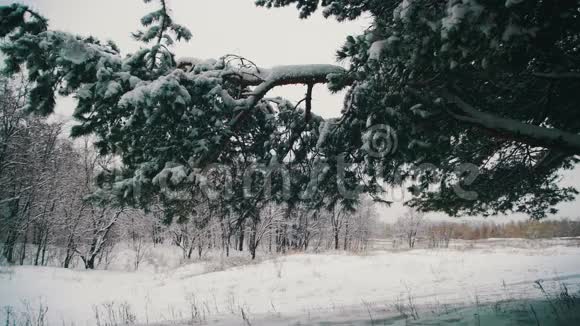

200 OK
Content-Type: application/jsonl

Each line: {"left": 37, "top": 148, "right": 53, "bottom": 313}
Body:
{"left": 177, "top": 56, "right": 346, "bottom": 112}
{"left": 240, "top": 64, "right": 345, "bottom": 108}
{"left": 178, "top": 56, "right": 345, "bottom": 88}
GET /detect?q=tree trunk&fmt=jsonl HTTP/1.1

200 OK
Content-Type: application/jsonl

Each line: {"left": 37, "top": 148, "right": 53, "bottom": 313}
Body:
{"left": 225, "top": 233, "right": 231, "bottom": 257}
{"left": 3, "top": 230, "right": 18, "bottom": 264}
{"left": 197, "top": 236, "right": 203, "bottom": 259}
{"left": 34, "top": 239, "right": 42, "bottom": 266}
{"left": 343, "top": 222, "right": 349, "bottom": 251}
{"left": 275, "top": 227, "right": 282, "bottom": 253}
{"left": 249, "top": 226, "right": 257, "bottom": 260}
{"left": 238, "top": 228, "right": 244, "bottom": 252}
{"left": 248, "top": 215, "right": 259, "bottom": 260}
{"left": 64, "top": 252, "right": 74, "bottom": 268}
{"left": 63, "top": 235, "right": 75, "bottom": 268}
{"left": 19, "top": 229, "right": 28, "bottom": 265}
{"left": 408, "top": 230, "right": 416, "bottom": 248}
{"left": 187, "top": 238, "right": 195, "bottom": 259}
{"left": 152, "top": 223, "right": 163, "bottom": 246}
{"left": 41, "top": 233, "right": 48, "bottom": 266}
{"left": 33, "top": 226, "right": 45, "bottom": 266}
{"left": 84, "top": 256, "right": 96, "bottom": 269}
{"left": 250, "top": 246, "right": 257, "bottom": 260}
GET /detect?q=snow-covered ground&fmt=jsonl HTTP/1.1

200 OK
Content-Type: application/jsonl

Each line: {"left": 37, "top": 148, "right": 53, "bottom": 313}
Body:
{"left": 1, "top": 239, "right": 580, "bottom": 325}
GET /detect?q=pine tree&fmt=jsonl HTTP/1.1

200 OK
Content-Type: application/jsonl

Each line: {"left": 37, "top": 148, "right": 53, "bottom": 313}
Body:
{"left": 257, "top": 0, "right": 580, "bottom": 219}
{"left": 0, "top": 1, "right": 351, "bottom": 227}
{"left": 1, "top": 0, "right": 579, "bottom": 220}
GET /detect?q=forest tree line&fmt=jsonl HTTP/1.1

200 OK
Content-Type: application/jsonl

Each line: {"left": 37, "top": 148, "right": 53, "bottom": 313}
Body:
{"left": 387, "top": 210, "right": 580, "bottom": 249}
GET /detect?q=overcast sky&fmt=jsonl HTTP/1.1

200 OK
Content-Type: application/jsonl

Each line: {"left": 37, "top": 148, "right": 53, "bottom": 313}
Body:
{"left": 4, "top": 0, "right": 580, "bottom": 223}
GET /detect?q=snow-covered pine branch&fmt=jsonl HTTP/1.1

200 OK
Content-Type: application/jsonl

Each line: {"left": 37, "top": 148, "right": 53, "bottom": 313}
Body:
{"left": 441, "top": 90, "right": 580, "bottom": 154}
{"left": 177, "top": 56, "right": 345, "bottom": 119}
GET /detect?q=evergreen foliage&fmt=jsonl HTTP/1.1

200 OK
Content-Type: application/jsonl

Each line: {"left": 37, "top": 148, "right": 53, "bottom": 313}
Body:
{"left": 1, "top": 0, "right": 579, "bottom": 219}
{"left": 257, "top": 0, "right": 580, "bottom": 218}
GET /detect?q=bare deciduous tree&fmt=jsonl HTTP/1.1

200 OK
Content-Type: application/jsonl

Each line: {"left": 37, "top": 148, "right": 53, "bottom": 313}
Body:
{"left": 395, "top": 209, "right": 425, "bottom": 249}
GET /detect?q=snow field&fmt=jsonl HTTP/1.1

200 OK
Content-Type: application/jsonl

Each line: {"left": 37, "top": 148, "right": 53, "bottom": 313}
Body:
{"left": 1, "top": 240, "right": 580, "bottom": 325}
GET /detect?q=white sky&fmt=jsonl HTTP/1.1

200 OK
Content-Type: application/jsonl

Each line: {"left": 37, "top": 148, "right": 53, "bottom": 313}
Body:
{"left": 4, "top": 0, "right": 580, "bottom": 223}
